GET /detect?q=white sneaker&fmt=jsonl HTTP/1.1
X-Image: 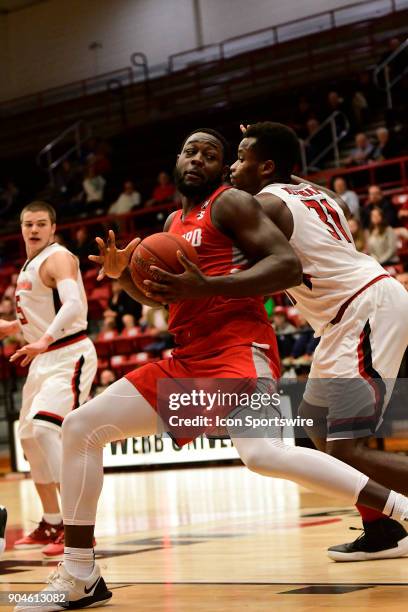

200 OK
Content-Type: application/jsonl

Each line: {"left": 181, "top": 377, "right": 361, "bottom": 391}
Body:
{"left": 14, "top": 562, "right": 112, "bottom": 611}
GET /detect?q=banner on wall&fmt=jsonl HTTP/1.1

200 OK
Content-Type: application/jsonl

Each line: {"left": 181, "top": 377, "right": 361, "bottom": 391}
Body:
{"left": 13, "top": 422, "right": 239, "bottom": 471}
{"left": 13, "top": 395, "right": 294, "bottom": 470}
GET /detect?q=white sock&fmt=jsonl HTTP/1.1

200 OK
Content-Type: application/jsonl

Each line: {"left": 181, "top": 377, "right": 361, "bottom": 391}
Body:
{"left": 383, "top": 491, "right": 408, "bottom": 521}
{"left": 63, "top": 547, "right": 94, "bottom": 579}
{"left": 43, "top": 512, "right": 62, "bottom": 525}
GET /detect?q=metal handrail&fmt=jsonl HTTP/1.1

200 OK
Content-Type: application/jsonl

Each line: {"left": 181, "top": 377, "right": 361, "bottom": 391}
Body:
{"left": 373, "top": 38, "right": 408, "bottom": 109}
{"left": 300, "top": 111, "right": 350, "bottom": 174}
{"left": 36, "top": 120, "right": 91, "bottom": 185}
{"left": 168, "top": 0, "right": 402, "bottom": 71}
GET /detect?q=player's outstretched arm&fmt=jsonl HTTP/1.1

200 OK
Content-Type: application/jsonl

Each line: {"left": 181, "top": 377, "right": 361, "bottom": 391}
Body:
{"left": 89, "top": 230, "right": 161, "bottom": 307}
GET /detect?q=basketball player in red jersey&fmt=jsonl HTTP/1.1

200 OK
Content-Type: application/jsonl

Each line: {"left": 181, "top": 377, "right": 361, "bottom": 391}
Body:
{"left": 19, "top": 129, "right": 408, "bottom": 611}
{"left": 230, "top": 121, "right": 408, "bottom": 561}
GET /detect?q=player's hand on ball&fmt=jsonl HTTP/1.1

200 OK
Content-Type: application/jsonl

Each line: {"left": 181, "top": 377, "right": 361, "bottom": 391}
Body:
{"left": 89, "top": 230, "right": 140, "bottom": 280}
{"left": 143, "top": 251, "right": 208, "bottom": 302}
{"left": 9, "top": 336, "right": 53, "bottom": 366}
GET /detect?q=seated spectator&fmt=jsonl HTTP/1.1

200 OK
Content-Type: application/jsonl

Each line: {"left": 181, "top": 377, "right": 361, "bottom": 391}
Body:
{"left": 345, "top": 132, "right": 374, "bottom": 166}
{"left": 140, "top": 306, "right": 172, "bottom": 355}
{"left": 303, "top": 118, "right": 325, "bottom": 171}
{"left": 108, "top": 180, "right": 142, "bottom": 215}
{"left": 370, "top": 127, "right": 399, "bottom": 162}
{"left": 348, "top": 216, "right": 367, "bottom": 252}
{"left": 121, "top": 313, "right": 138, "bottom": 334}
{"left": 145, "top": 172, "right": 176, "bottom": 207}
{"left": 93, "top": 369, "right": 116, "bottom": 396}
{"left": 351, "top": 88, "right": 369, "bottom": 129}
{"left": 55, "top": 160, "right": 84, "bottom": 203}
{"left": 333, "top": 177, "right": 360, "bottom": 219}
{"left": 83, "top": 138, "right": 111, "bottom": 175}
{"left": 326, "top": 91, "right": 350, "bottom": 129}
{"left": 83, "top": 166, "right": 106, "bottom": 213}
{"left": 140, "top": 304, "right": 168, "bottom": 333}
{"left": 97, "top": 316, "right": 118, "bottom": 340}
{"left": 291, "top": 316, "right": 319, "bottom": 361}
{"left": 0, "top": 180, "right": 19, "bottom": 220}
{"left": 272, "top": 307, "right": 296, "bottom": 359}
{"left": 0, "top": 296, "right": 15, "bottom": 321}
{"left": 361, "top": 184, "right": 398, "bottom": 228}
{"left": 272, "top": 308, "right": 296, "bottom": 334}
{"left": 366, "top": 207, "right": 399, "bottom": 266}
{"left": 71, "top": 227, "right": 94, "bottom": 271}
{"left": 108, "top": 280, "right": 142, "bottom": 329}
{"left": 4, "top": 273, "right": 18, "bottom": 301}
{"left": 292, "top": 96, "right": 315, "bottom": 138}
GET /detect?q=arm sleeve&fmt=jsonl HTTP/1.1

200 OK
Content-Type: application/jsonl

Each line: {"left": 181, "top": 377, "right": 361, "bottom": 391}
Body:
{"left": 45, "top": 278, "right": 83, "bottom": 341}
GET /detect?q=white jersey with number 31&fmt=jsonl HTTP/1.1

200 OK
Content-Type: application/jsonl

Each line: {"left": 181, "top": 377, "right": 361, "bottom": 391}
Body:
{"left": 259, "top": 183, "right": 388, "bottom": 336}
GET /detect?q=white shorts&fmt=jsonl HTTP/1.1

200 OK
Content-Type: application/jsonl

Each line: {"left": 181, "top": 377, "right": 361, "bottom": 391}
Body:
{"left": 18, "top": 336, "right": 97, "bottom": 439}
{"left": 304, "top": 277, "right": 408, "bottom": 440}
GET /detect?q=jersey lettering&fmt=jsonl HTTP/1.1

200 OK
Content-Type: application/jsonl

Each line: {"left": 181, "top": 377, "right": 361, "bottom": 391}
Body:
{"left": 182, "top": 228, "right": 202, "bottom": 247}
{"left": 15, "top": 294, "right": 28, "bottom": 325}
{"left": 302, "top": 198, "right": 352, "bottom": 243}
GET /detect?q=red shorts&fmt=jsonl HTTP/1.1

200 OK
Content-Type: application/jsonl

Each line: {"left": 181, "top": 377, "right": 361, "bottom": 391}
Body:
{"left": 126, "top": 333, "right": 280, "bottom": 446}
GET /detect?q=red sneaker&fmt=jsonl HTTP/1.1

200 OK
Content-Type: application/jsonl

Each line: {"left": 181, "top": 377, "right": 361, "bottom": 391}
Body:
{"left": 14, "top": 520, "right": 63, "bottom": 549}
{"left": 42, "top": 531, "right": 96, "bottom": 560}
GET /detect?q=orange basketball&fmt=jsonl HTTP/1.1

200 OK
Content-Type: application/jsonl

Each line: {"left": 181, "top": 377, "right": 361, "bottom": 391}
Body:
{"left": 129, "top": 232, "right": 199, "bottom": 291}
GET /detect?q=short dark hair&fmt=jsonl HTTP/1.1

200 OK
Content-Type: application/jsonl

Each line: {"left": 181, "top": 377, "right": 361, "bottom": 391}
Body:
{"left": 181, "top": 128, "right": 231, "bottom": 164}
{"left": 20, "top": 201, "right": 57, "bottom": 224}
{"left": 244, "top": 122, "right": 300, "bottom": 178}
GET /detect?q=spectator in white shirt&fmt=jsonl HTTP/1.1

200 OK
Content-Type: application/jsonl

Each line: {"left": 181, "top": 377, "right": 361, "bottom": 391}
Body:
{"left": 345, "top": 132, "right": 374, "bottom": 166}
{"left": 333, "top": 176, "right": 360, "bottom": 219}
{"left": 83, "top": 166, "right": 106, "bottom": 208}
{"left": 108, "top": 180, "right": 141, "bottom": 215}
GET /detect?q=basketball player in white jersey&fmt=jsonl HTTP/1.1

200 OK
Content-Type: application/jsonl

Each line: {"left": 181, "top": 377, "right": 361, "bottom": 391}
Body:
{"left": 0, "top": 201, "right": 97, "bottom": 557}
{"left": 230, "top": 121, "right": 408, "bottom": 561}
{"left": 16, "top": 132, "right": 408, "bottom": 612}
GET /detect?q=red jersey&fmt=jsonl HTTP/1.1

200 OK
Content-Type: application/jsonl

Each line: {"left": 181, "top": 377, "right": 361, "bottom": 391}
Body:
{"left": 167, "top": 185, "right": 276, "bottom": 356}
{"left": 125, "top": 185, "right": 280, "bottom": 445}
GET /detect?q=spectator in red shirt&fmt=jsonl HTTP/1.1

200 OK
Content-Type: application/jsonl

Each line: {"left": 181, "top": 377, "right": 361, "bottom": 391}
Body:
{"left": 145, "top": 171, "right": 176, "bottom": 207}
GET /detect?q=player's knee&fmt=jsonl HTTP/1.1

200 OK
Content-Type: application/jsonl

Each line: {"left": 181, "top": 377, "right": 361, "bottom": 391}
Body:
{"left": 240, "top": 448, "right": 264, "bottom": 474}
{"left": 238, "top": 440, "right": 288, "bottom": 478}
{"left": 62, "top": 406, "right": 108, "bottom": 449}
{"left": 62, "top": 410, "right": 85, "bottom": 446}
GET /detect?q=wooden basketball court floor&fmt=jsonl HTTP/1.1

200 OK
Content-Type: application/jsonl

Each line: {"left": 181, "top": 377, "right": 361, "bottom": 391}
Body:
{"left": 1, "top": 464, "right": 408, "bottom": 611}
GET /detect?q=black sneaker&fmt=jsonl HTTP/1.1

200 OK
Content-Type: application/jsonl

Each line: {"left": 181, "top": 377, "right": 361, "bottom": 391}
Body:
{"left": 328, "top": 517, "right": 408, "bottom": 561}
{"left": 14, "top": 562, "right": 112, "bottom": 611}
{"left": 0, "top": 506, "right": 6, "bottom": 555}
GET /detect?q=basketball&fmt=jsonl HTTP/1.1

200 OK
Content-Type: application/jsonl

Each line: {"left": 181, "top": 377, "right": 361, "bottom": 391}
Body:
{"left": 129, "top": 232, "right": 199, "bottom": 290}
